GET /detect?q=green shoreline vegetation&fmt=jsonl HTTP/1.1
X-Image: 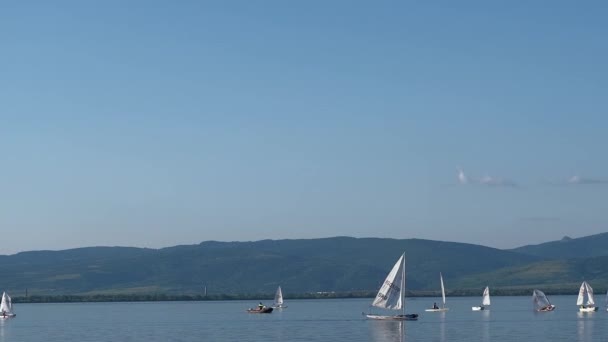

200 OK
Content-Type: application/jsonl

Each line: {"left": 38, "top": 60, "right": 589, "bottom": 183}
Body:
{"left": 12, "top": 287, "right": 588, "bottom": 304}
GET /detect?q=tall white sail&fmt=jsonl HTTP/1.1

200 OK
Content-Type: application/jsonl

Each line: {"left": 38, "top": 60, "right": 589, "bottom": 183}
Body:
{"left": 577, "top": 282, "right": 586, "bottom": 306}
{"left": 440, "top": 273, "right": 446, "bottom": 307}
{"left": 274, "top": 286, "right": 283, "bottom": 306}
{"left": 577, "top": 281, "right": 595, "bottom": 306}
{"left": 372, "top": 253, "right": 405, "bottom": 310}
{"left": 0, "top": 292, "right": 12, "bottom": 314}
{"left": 482, "top": 286, "right": 491, "bottom": 306}
{"left": 585, "top": 282, "right": 595, "bottom": 305}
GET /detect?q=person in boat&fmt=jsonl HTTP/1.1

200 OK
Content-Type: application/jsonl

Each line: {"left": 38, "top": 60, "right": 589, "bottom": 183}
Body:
{"left": 258, "top": 302, "right": 265, "bottom": 311}
{"left": 432, "top": 302, "right": 438, "bottom": 310}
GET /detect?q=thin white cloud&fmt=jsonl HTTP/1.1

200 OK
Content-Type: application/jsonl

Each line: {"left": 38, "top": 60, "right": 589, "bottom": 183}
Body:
{"left": 546, "top": 175, "right": 608, "bottom": 186}
{"left": 457, "top": 167, "right": 468, "bottom": 184}
{"left": 567, "top": 175, "right": 607, "bottom": 185}
{"left": 479, "top": 175, "right": 518, "bottom": 187}
{"left": 456, "top": 168, "right": 518, "bottom": 188}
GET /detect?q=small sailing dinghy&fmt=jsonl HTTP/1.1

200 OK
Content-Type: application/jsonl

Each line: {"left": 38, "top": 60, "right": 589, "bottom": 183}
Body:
{"left": 365, "top": 253, "right": 418, "bottom": 321}
{"left": 472, "top": 286, "right": 490, "bottom": 311}
{"left": 425, "top": 272, "right": 449, "bottom": 312}
{"left": 532, "top": 289, "right": 555, "bottom": 312}
{"left": 577, "top": 281, "right": 598, "bottom": 312}
{"left": 273, "top": 286, "right": 287, "bottom": 309}
{"left": 0, "top": 292, "right": 16, "bottom": 318}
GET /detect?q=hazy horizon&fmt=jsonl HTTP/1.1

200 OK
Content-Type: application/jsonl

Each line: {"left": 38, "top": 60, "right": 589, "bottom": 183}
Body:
{"left": 1, "top": 1, "right": 607, "bottom": 254}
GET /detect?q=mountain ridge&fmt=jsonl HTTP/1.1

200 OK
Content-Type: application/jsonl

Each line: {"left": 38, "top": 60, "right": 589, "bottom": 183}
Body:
{"left": 0, "top": 234, "right": 606, "bottom": 296}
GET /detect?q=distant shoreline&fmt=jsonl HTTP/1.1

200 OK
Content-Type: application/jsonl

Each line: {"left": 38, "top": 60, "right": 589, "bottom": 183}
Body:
{"left": 12, "top": 288, "right": 583, "bottom": 303}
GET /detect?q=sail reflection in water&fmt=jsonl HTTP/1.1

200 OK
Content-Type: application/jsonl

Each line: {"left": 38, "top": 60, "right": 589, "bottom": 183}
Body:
{"left": 577, "top": 312, "right": 594, "bottom": 341}
{"left": 369, "top": 321, "right": 405, "bottom": 342}
{"left": 481, "top": 310, "right": 491, "bottom": 342}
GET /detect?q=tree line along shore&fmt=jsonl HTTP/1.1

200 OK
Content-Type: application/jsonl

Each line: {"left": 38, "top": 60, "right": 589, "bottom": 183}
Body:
{"left": 10, "top": 287, "right": 590, "bottom": 303}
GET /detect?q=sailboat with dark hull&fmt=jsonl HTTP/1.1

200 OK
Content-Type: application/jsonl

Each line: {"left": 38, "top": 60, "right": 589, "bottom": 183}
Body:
{"left": 365, "top": 253, "right": 418, "bottom": 321}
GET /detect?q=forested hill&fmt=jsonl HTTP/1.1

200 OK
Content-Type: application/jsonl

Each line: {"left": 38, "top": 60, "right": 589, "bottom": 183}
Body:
{"left": 510, "top": 232, "right": 608, "bottom": 259}
{"left": 0, "top": 237, "right": 538, "bottom": 295}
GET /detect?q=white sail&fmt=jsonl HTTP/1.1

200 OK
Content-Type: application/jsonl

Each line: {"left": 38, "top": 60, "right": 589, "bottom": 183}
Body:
{"left": 482, "top": 286, "right": 491, "bottom": 306}
{"left": 577, "top": 281, "right": 595, "bottom": 306}
{"left": 585, "top": 282, "right": 595, "bottom": 306}
{"left": 532, "top": 289, "right": 550, "bottom": 310}
{"left": 372, "top": 253, "right": 405, "bottom": 310}
{"left": 0, "top": 292, "right": 12, "bottom": 314}
{"left": 577, "top": 282, "right": 586, "bottom": 306}
{"left": 274, "top": 286, "right": 283, "bottom": 306}
{"left": 440, "top": 273, "right": 446, "bottom": 307}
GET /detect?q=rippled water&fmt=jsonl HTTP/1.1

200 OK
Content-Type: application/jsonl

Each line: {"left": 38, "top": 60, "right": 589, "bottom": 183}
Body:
{"left": 1, "top": 295, "right": 606, "bottom": 341}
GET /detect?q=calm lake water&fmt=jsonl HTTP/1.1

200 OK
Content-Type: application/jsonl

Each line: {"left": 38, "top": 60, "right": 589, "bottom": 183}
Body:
{"left": 1, "top": 296, "right": 606, "bottom": 341}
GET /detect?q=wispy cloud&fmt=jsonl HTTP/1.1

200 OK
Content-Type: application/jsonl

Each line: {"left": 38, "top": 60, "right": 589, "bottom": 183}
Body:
{"left": 546, "top": 175, "right": 608, "bottom": 186}
{"left": 478, "top": 175, "right": 518, "bottom": 187}
{"left": 457, "top": 167, "right": 468, "bottom": 185}
{"left": 456, "top": 168, "right": 518, "bottom": 188}
{"left": 566, "top": 175, "right": 608, "bottom": 185}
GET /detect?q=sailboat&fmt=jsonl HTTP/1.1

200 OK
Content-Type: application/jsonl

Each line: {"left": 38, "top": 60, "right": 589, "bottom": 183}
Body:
{"left": 272, "top": 286, "right": 287, "bottom": 309}
{"left": 425, "top": 272, "right": 449, "bottom": 312}
{"left": 472, "top": 286, "right": 490, "bottom": 311}
{"left": 0, "top": 292, "right": 16, "bottom": 318}
{"left": 577, "top": 281, "right": 598, "bottom": 312}
{"left": 365, "top": 253, "right": 418, "bottom": 321}
{"left": 532, "top": 289, "right": 555, "bottom": 312}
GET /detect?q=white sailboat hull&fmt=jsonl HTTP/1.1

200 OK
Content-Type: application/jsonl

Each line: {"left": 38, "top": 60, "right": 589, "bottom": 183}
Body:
{"left": 273, "top": 286, "right": 286, "bottom": 309}
{"left": 472, "top": 286, "right": 491, "bottom": 311}
{"left": 579, "top": 306, "right": 598, "bottom": 312}
{"left": 425, "top": 308, "right": 449, "bottom": 312}
{"left": 0, "top": 292, "right": 15, "bottom": 319}
{"left": 366, "top": 313, "right": 418, "bottom": 321}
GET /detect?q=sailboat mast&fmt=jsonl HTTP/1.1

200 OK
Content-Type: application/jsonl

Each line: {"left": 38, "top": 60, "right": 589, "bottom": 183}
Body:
{"left": 440, "top": 272, "right": 446, "bottom": 308}
{"left": 401, "top": 252, "right": 405, "bottom": 317}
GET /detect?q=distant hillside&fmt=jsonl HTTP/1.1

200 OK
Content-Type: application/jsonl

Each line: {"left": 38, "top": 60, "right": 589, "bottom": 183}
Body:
{"left": 511, "top": 232, "right": 608, "bottom": 259}
{"left": 0, "top": 237, "right": 538, "bottom": 295}
{"left": 452, "top": 254, "right": 608, "bottom": 293}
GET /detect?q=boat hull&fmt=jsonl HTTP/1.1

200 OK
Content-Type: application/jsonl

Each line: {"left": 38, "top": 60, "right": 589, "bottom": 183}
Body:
{"left": 537, "top": 305, "right": 556, "bottom": 312}
{"left": 579, "top": 306, "right": 598, "bottom": 312}
{"left": 272, "top": 305, "right": 287, "bottom": 309}
{"left": 0, "top": 313, "right": 15, "bottom": 319}
{"left": 425, "top": 308, "right": 449, "bottom": 312}
{"left": 366, "top": 314, "right": 418, "bottom": 321}
{"left": 247, "top": 307, "right": 273, "bottom": 314}
{"left": 472, "top": 306, "right": 487, "bottom": 311}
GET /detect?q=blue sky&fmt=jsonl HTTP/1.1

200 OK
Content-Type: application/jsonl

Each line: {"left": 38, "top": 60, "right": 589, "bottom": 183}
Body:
{"left": 1, "top": 1, "right": 607, "bottom": 253}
